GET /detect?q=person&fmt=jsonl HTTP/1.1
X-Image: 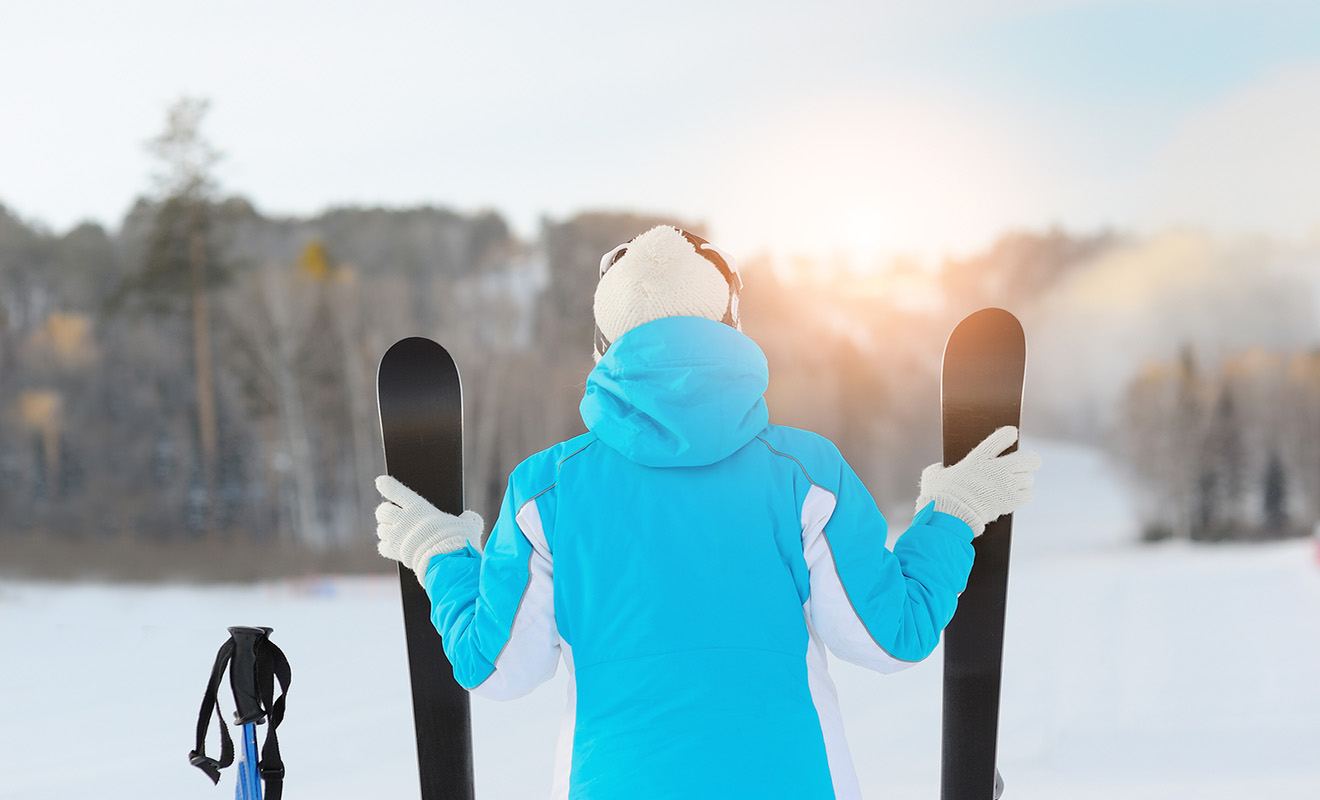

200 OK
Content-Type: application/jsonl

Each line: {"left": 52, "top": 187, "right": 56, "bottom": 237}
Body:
{"left": 374, "top": 225, "right": 1041, "bottom": 799}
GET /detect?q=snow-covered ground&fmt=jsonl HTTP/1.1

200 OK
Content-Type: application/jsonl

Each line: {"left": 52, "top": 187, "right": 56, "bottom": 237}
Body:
{"left": 2, "top": 439, "right": 1318, "bottom": 799}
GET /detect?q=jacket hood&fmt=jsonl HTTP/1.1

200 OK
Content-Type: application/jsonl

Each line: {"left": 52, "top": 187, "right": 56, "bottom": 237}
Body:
{"left": 580, "top": 316, "right": 769, "bottom": 468}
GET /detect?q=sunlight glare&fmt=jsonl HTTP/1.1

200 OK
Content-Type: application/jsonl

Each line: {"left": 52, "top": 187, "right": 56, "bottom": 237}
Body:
{"left": 711, "top": 92, "right": 1039, "bottom": 268}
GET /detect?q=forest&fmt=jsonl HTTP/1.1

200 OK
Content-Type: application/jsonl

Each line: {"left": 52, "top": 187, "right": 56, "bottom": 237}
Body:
{"left": 3, "top": 103, "right": 1318, "bottom": 579}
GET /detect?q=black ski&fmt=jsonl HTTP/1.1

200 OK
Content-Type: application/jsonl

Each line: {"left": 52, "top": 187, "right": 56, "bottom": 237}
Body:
{"left": 939, "top": 308, "right": 1026, "bottom": 800}
{"left": 377, "top": 337, "right": 475, "bottom": 800}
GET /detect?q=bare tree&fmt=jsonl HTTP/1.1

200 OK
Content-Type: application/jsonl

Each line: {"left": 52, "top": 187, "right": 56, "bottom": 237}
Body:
{"left": 1117, "top": 345, "right": 1319, "bottom": 542}
{"left": 221, "top": 259, "right": 327, "bottom": 547}
{"left": 1116, "top": 349, "right": 1205, "bottom": 540}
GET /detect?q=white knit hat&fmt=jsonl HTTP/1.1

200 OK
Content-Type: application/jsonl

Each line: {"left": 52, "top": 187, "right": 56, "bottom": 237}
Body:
{"left": 592, "top": 226, "right": 741, "bottom": 360}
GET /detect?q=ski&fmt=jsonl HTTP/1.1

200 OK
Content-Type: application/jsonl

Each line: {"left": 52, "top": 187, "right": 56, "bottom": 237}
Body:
{"left": 377, "top": 337, "right": 476, "bottom": 800}
{"left": 939, "top": 308, "right": 1026, "bottom": 800}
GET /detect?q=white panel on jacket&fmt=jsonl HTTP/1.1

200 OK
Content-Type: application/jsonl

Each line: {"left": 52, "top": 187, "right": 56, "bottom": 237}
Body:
{"left": 550, "top": 640, "right": 577, "bottom": 800}
{"left": 804, "top": 605, "right": 863, "bottom": 800}
{"left": 471, "top": 499, "right": 561, "bottom": 700}
{"left": 801, "top": 484, "right": 914, "bottom": 674}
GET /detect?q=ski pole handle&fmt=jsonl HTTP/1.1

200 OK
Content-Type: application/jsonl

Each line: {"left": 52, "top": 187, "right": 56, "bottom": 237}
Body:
{"left": 228, "top": 626, "right": 274, "bottom": 725}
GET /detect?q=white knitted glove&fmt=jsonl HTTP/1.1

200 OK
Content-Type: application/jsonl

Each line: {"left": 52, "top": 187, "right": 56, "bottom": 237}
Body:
{"left": 915, "top": 426, "right": 1042, "bottom": 535}
{"left": 375, "top": 475, "right": 483, "bottom": 581}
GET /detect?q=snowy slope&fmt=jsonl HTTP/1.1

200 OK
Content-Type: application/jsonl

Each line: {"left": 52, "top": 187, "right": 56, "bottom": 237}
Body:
{"left": 1, "top": 440, "right": 1318, "bottom": 799}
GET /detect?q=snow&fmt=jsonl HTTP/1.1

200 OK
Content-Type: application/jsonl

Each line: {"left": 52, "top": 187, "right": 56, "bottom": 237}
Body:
{"left": 2, "top": 439, "right": 1319, "bottom": 799}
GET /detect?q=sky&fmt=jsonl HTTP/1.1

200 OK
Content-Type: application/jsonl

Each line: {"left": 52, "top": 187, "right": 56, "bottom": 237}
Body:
{"left": 3, "top": 0, "right": 1319, "bottom": 264}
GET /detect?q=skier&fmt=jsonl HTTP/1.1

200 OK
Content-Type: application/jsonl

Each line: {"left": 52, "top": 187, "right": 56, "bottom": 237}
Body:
{"left": 374, "top": 225, "right": 1041, "bottom": 799}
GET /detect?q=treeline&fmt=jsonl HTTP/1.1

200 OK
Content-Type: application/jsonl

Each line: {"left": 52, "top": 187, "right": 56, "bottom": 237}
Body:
{"left": 7, "top": 184, "right": 1100, "bottom": 577}
{"left": 5, "top": 105, "right": 1314, "bottom": 578}
{"left": 6, "top": 191, "right": 1315, "bottom": 579}
{"left": 0, "top": 199, "right": 532, "bottom": 565}
{"left": 1118, "top": 346, "right": 1319, "bottom": 542}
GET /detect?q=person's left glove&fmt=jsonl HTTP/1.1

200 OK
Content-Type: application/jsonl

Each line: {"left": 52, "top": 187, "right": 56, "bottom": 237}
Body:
{"left": 374, "top": 474, "right": 483, "bottom": 581}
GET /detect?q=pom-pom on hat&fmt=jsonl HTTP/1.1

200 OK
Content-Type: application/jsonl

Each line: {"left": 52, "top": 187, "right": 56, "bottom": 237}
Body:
{"left": 593, "top": 226, "right": 742, "bottom": 360}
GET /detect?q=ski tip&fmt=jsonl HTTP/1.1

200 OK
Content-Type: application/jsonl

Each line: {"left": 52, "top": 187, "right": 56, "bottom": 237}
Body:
{"left": 377, "top": 337, "right": 459, "bottom": 383}
{"left": 943, "top": 308, "right": 1026, "bottom": 361}
{"left": 380, "top": 336, "right": 451, "bottom": 362}
{"left": 951, "top": 307, "right": 1022, "bottom": 335}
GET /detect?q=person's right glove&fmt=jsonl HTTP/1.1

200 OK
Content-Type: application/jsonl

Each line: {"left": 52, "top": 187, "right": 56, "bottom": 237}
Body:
{"left": 915, "top": 425, "right": 1042, "bottom": 535}
{"left": 375, "top": 475, "right": 483, "bottom": 581}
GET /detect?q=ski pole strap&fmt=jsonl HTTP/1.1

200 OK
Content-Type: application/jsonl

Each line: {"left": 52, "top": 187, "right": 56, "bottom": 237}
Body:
{"left": 255, "top": 635, "right": 291, "bottom": 800}
{"left": 190, "top": 636, "right": 236, "bottom": 782}
{"left": 189, "top": 627, "right": 291, "bottom": 799}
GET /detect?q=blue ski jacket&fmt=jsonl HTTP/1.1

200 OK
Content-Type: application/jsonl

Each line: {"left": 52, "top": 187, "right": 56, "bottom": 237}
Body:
{"left": 423, "top": 316, "right": 975, "bottom": 799}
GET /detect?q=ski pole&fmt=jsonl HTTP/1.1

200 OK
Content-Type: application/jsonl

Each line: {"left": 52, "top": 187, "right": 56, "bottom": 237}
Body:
{"left": 229, "top": 626, "right": 273, "bottom": 800}
{"left": 236, "top": 719, "right": 263, "bottom": 800}
{"left": 190, "top": 626, "right": 290, "bottom": 800}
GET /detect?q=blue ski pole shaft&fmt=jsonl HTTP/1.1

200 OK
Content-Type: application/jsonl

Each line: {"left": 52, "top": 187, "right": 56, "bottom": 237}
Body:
{"left": 236, "top": 722, "right": 263, "bottom": 800}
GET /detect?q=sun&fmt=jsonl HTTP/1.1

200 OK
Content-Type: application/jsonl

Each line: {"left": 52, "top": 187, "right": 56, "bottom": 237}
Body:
{"left": 836, "top": 207, "right": 895, "bottom": 266}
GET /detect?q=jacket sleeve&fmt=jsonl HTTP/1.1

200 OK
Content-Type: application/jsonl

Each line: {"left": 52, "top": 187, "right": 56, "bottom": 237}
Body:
{"left": 421, "top": 472, "right": 560, "bottom": 700}
{"left": 803, "top": 454, "right": 975, "bottom": 673}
